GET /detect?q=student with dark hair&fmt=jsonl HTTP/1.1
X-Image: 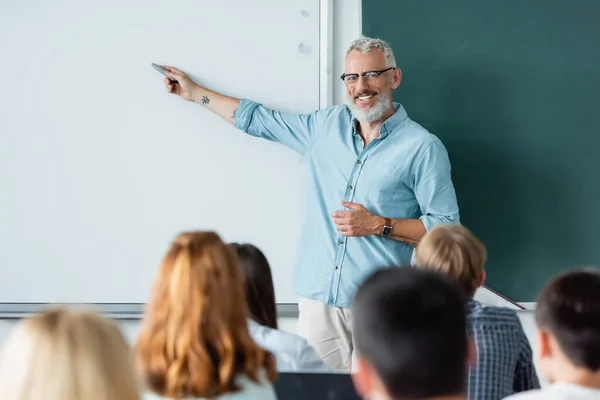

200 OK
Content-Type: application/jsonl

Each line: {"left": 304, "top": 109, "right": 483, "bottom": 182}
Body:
{"left": 352, "top": 266, "right": 470, "bottom": 400}
{"left": 231, "top": 243, "right": 328, "bottom": 372}
{"left": 504, "top": 269, "right": 600, "bottom": 400}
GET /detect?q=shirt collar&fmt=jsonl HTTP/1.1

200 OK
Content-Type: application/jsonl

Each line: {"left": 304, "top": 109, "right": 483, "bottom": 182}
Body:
{"left": 381, "top": 102, "right": 408, "bottom": 138}
{"left": 466, "top": 299, "right": 483, "bottom": 313}
{"left": 247, "top": 318, "right": 269, "bottom": 333}
{"left": 350, "top": 102, "right": 408, "bottom": 139}
{"left": 248, "top": 318, "right": 260, "bottom": 329}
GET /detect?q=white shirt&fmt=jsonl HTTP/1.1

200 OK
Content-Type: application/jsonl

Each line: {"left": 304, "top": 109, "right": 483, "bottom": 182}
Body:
{"left": 504, "top": 383, "right": 600, "bottom": 400}
{"left": 247, "top": 319, "right": 329, "bottom": 372}
{"left": 144, "top": 372, "right": 277, "bottom": 400}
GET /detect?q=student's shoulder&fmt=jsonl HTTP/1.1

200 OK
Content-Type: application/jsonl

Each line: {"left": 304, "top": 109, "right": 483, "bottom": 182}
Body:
{"left": 249, "top": 322, "right": 310, "bottom": 354}
{"left": 468, "top": 303, "right": 523, "bottom": 327}
{"left": 271, "top": 327, "right": 313, "bottom": 353}
{"left": 143, "top": 372, "right": 278, "bottom": 400}
{"left": 226, "top": 373, "right": 278, "bottom": 400}
{"left": 503, "top": 388, "right": 547, "bottom": 400}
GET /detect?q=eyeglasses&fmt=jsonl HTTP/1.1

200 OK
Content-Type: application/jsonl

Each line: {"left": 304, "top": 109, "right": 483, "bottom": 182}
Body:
{"left": 340, "top": 67, "right": 396, "bottom": 84}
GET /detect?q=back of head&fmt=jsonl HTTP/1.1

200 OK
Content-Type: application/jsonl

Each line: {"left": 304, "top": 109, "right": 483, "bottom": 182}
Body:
{"left": 0, "top": 308, "right": 139, "bottom": 400}
{"left": 353, "top": 267, "right": 467, "bottom": 399}
{"left": 415, "top": 224, "right": 487, "bottom": 298}
{"left": 136, "top": 231, "right": 277, "bottom": 399}
{"left": 230, "top": 243, "right": 278, "bottom": 329}
{"left": 536, "top": 268, "right": 600, "bottom": 371}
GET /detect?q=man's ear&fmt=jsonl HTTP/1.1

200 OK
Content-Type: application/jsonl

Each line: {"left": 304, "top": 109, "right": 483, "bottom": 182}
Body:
{"left": 391, "top": 68, "right": 402, "bottom": 89}
{"left": 537, "top": 328, "right": 552, "bottom": 359}
{"left": 351, "top": 356, "right": 376, "bottom": 398}
{"left": 467, "top": 337, "right": 478, "bottom": 367}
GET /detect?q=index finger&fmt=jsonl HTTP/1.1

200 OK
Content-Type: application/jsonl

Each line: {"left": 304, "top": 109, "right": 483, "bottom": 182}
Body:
{"left": 162, "top": 65, "right": 184, "bottom": 76}
{"left": 331, "top": 211, "right": 347, "bottom": 218}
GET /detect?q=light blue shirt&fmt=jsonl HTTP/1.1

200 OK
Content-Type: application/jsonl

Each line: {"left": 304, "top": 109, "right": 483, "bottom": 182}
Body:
{"left": 144, "top": 371, "right": 277, "bottom": 400}
{"left": 248, "top": 320, "right": 329, "bottom": 372}
{"left": 235, "top": 100, "right": 459, "bottom": 307}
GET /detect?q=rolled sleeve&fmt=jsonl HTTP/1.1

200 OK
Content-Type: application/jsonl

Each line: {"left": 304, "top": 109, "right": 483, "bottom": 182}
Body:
{"left": 234, "top": 98, "right": 319, "bottom": 155}
{"left": 413, "top": 140, "right": 460, "bottom": 231}
{"left": 234, "top": 98, "right": 261, "bottom": 132}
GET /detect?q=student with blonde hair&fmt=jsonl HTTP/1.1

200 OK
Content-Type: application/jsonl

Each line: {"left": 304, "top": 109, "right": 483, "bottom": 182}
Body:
{"left": 0, "top": 307, "right": 140, "bottom": 400}
{"left": 136, "top": 231, "right": 278, "bottom": 400}
{"left": 415, "top": 224, "right": 540, "bottom": 400}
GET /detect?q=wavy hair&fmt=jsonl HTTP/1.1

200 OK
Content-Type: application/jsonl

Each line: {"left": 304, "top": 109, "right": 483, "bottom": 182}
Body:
{"left": 135, "top": 231, "right": 277, "bottom": 399}
{"left": 346, "top": 36, "right": 397, "bottom": 68}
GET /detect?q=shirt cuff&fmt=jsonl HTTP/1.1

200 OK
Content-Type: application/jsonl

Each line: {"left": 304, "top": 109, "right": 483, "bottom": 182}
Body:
{"left": 419, "top": 213, "right": 456, "bottom": 232}
{"left": 234, "top": 98, "right": 260, "bottom": 132}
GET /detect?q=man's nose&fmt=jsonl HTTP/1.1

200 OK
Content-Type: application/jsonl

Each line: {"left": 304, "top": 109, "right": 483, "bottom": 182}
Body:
{"left": 355, "top": 75, "right": 369, "bottom": 92}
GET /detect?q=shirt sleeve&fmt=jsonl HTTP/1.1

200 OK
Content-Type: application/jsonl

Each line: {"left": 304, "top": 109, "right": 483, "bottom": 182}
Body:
{"left": 514, "top": 329, "right": 541, "bottom": 392}
{"left": 295, "top": 340, "right": 330, "bottom": 372}
{"left": 234, "top": 98, "right": 320, "bottom": 156}
{"left": 411, "top": 139, "right": 460, "bottom": 230}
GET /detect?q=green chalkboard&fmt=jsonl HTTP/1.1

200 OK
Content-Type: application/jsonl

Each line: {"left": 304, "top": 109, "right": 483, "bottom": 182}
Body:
{"left": 363, "top": 0, "right": 600, "bottom": 301}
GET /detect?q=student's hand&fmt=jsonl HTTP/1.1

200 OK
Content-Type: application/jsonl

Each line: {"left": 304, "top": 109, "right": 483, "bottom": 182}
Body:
{"left": 161, "top": 65, "right": 199, "bottom": 102}
{"left": 332, "top": 201, "right": 385, "bottom": 237}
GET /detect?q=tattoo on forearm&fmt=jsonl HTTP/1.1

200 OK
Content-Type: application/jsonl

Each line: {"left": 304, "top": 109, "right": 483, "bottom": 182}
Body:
{"left": 201, "top": 95, "right": 210, "bottom": 105}
{"left": 231, "top": 108, "right": 237, "bottom": 121}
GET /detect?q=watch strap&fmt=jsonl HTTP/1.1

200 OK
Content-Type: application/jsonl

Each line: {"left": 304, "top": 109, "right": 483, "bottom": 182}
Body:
{"left": 381, "top": 218, "right": 392, "bottom": 237}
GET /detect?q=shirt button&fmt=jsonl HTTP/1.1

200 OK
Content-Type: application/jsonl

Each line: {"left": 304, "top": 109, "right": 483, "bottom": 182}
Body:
{"left": 348, "top": 185, "right": 353, "bottom": 190}
{"left": 334, "top": 265, "right": 339, "bottom": 270}
{"left": 357, "top": 160, "right": 362, "bottom": 165}
{"left": 339, "top": 240, "right": 344, "bottom": 244}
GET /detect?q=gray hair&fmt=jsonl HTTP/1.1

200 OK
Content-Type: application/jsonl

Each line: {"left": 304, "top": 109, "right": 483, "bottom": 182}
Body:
{"left": 346, "top": 36, "right": 397, "bottom": 68}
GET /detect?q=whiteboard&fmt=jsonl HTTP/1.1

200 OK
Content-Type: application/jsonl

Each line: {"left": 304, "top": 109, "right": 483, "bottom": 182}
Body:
{"left": 0, "top": 0, "right": 322, "bottom": 305}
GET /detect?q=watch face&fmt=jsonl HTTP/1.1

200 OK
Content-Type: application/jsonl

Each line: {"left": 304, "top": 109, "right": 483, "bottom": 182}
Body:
{"left": 382, "top": 226, "right": 392, "bottom": 236}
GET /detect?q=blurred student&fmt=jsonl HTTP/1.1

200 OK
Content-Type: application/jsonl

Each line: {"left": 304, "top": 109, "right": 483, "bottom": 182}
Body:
{"left": 231, "top": 243, "right": 328, "bottom": 372}
{"left": 504, "top": 269, "right": 600, "bottom": 400}
{"left": 352, "top": 267, "right": 470, "bottom": 400}
{"left": 0, "top": 308, "right": 140, "bottom": 400}
{"left": 415, "top": 224, "right": 540, "bottom": 400}
{"left": 136, "top": 232, "right": 278, "bottom": 400}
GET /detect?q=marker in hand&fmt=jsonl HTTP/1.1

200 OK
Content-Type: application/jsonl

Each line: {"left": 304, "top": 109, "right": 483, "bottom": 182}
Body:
{"left": 151, "top": 63, "right": 178, "bottom": 83}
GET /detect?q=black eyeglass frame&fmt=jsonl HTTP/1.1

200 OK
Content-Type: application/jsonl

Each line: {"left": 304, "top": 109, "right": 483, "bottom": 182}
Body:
{"left": 340, "top": 67, "right": 396, "bottom": 82}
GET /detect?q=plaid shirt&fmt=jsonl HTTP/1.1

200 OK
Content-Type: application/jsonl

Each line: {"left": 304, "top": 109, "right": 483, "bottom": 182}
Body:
{"left": 466, "top": 300, "right": 540, "bottom": 400}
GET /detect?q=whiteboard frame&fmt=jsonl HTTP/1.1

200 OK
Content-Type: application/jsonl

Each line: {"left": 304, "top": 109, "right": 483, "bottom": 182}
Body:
{"left": 0, "top": 303, "right": 300, "bottom": 319}
{"left": 0, "top": 0, "right": 333, "bottom": 319}
{"left": 319, "top": 0, "right": 333, "bottom": 109}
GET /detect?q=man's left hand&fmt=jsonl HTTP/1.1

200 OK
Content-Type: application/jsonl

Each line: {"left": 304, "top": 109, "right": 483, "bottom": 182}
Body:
{"left": 332, "top": 201, "right": 384, "bottom": 237}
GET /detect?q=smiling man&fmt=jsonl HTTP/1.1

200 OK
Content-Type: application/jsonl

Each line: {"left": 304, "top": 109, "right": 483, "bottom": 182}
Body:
{"left": 159, "top": 37, "right": 459, "bottom": 371}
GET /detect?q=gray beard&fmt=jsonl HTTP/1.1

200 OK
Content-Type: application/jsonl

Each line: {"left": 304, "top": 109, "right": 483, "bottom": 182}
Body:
{"left": 346, "top": 91, "right": 392, "bottom": 123}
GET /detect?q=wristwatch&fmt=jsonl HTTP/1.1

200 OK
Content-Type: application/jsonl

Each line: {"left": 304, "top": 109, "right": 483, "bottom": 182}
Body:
{"left": 380, "top": 217, "right": 392, "bottom": 237}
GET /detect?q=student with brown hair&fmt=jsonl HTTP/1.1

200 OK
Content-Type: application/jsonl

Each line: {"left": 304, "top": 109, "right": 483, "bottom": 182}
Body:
{"left": 0, "top": 308, "right": 140, "bottom": 400}
{"left": 231, "top": 243, "right": 327, "bottom": 372}
{"left": 136, "top": 231, "right": 278, "bottom": 400}
{"left": 504, "top": 269, "right": 600, "bottom": 400}
{"left": 415, "top": 224, "right": 540, "bottom": 400}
